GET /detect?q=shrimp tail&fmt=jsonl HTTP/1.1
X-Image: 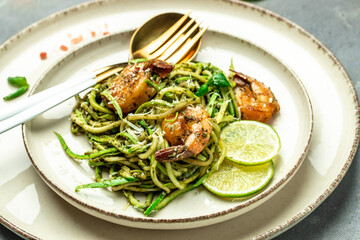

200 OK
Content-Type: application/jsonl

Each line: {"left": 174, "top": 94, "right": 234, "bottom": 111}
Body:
{"left": 230, "top": 69, "right": 255, "bottom": 86}
{"left": 149, "top": 59, "right": 174, "bottom": 78}
{"left": 155, "top": 145, "right": 193, "bottom": 162}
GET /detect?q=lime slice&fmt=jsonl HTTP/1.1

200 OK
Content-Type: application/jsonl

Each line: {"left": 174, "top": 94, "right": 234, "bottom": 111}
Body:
{"left": 220, "top": 120, "right": 280, "bottom": 165}
{"left": 203, "top": 160, "right": 274, "bottom": 198}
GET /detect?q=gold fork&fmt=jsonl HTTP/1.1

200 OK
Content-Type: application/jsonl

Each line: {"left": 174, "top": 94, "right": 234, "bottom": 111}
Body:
{"left": 131, "top": 12, "right": 208, "bottom": 64}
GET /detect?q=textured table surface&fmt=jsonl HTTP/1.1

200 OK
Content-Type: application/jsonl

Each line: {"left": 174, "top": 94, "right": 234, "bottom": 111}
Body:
{"left": 0, "top": 0, "right": 359, "bottom": 239}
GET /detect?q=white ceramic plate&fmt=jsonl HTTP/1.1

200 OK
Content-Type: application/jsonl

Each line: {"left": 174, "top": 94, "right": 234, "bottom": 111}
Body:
{"left": 0, "top": 0, "right": 358, "bottom": 239}
{"left": 22, "top": 30, "right": 313, "bottom": 229}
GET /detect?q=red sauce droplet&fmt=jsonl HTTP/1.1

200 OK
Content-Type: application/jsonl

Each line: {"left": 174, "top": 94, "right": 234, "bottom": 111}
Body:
{"left": 40, "top": 52, "right": 47, "bottom": 60}
{"left": 71, "top": 35, "right": 83, "bottom": 44}
{"left": 60, "top": 45, "right": 68, "bottom": 51}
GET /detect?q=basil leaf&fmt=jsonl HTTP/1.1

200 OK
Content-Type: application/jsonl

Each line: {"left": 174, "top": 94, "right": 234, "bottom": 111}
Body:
{"left": 207, "top": 73, "right": 231, "bottom": 87}
{"left": 195, "top": 73, "right": 230, "bottom": 97}
{"left": 195, "top": 83, "right": 209, "bottom": 97}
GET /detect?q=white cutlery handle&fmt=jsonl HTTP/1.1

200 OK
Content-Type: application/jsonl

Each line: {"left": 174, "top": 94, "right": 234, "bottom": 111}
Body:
{"left": 0, "top": 72, "right": 96, "bottom": 134}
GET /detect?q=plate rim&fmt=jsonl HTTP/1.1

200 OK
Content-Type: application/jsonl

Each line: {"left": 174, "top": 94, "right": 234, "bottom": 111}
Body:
{"left": 0, "top": 0, "right": 358, "bottom": 238}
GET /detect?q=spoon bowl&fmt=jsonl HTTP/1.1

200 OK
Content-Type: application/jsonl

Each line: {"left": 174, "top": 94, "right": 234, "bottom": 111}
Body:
{"left": 130, "top": 12, "right": 202, "bottom": 63}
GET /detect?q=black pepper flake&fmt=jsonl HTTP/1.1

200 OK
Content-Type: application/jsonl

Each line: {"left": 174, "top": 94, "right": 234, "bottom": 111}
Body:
{"left": 201, "top": 132, "right": 208, "bottom": 139}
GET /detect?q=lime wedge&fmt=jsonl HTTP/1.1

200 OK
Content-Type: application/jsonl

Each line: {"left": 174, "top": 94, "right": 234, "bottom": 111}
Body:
{"left": 203, "top": 160, "right": 274, "bottom": 198}
{"left": 220, "top": 120, "right": 280, "bottom": 165}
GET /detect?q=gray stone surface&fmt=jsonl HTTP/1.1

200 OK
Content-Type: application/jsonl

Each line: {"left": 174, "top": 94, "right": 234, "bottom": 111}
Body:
{"left": 0, "top": 0, "right": 359, "bottom": 239}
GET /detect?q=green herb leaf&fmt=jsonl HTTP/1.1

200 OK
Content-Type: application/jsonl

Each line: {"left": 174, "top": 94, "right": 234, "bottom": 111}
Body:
{"left": 3, "top": 85, "right": 29, "bottom": 101}
{"left": 194, "top": 83, "right": 209, "bottom": 97}
{"left": 207, "top": 73, "right": 231, "bottom": 87}
{"left": 195, "top": 73, "right": 230, "bottom": 97}
{"left": 8, "top": 76, "right": 28, "bottom": 87}
{"left": 3, "top": 76, "right": 29, "bottom": 101}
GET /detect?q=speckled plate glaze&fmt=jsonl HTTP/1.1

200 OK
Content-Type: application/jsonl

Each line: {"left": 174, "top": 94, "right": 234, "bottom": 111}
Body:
{"left": 22, "top": 29, "right": 313, "bottom": 229}
{"left": 0, "top": 0, "right": 358, "bottom": 239}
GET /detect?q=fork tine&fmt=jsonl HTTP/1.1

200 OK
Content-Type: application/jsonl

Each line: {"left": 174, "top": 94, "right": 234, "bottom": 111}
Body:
{"left": 142, "top": 11, "right": 191, "bottom": 54}
{"left": 165, "top": 26, "right": 208, "bottom": 63}
{"left": 150, "top": 17, "right": 196, "bottom": 59}
{"left": 157, "top": 21, "right": 201, "bottom": 61}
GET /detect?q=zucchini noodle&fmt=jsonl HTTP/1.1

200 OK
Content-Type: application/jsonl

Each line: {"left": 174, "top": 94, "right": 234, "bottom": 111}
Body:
{"left": 57, "top": 61, "right": 239, "bottom": 216}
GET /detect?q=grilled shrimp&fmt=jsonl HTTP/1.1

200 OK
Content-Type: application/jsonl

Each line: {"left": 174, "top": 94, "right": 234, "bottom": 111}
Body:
{"left": 106, "top": 59, "right": 174, "bottom": 114}
{"left": 233, "top": 70, "right": 280, "bottom": 123}
{"left": 155, "top": 105, "right": 212, "bottom": 162}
